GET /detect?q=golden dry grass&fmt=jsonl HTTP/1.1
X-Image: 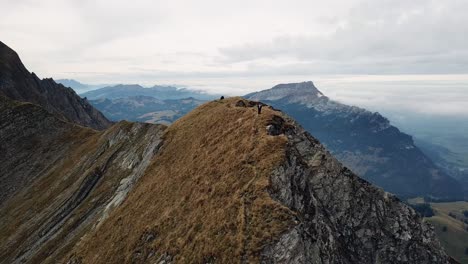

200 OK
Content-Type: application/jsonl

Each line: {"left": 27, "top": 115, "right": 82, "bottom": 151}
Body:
{"left": 72, "top": 98, "right": 296, "bottom": 263}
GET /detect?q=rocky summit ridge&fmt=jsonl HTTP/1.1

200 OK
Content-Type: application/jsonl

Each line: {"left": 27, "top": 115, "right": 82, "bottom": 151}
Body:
{"left": 0, "top": 94, "right": 450, "bottom": 263}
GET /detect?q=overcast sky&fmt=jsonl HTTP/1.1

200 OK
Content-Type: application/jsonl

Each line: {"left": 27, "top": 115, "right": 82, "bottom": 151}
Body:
{"left": 1, "top": 0, "right": 468, "bottom": 116}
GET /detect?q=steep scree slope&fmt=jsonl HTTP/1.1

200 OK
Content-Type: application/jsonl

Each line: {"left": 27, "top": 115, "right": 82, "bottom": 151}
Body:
{"left": 66, "top": 98, "right": 449, "bottom": 264}
{"left": 0, "top": 41, "right": 112, "bottom": 130}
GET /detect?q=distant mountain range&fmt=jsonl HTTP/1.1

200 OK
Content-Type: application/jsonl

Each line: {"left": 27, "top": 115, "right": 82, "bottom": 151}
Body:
{"left": 246, "top": 81, "right": 465, "bottom": 201}
{"left": 55, "top": 79, "right": 95, "bottom": 93}
{"left": 81, "top": 84, "right": 217, "bottom": 100}
{"left": 74, "top": 78, "right": 466, "bottom": 201}
{"left": 90, "top": 96, "right": 205, "bottom": 125}
{"left": 55, "top": 81, "right": 216, "bottom": 125}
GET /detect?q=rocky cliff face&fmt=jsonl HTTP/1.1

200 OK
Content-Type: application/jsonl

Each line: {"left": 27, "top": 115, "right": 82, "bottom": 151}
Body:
{"left": 246, "top": 82, "right": 464, "bottom": 201}
{"left": 0, "top": 41, "right": 112, "bottom": 130}
{"left": 262, "top": 114, "right": 448, "bottom": 263}
{"left": 0, "top": 95, "right": 165, "bottom": 263}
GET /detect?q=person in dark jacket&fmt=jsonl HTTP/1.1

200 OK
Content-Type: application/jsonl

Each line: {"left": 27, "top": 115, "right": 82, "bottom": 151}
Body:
{"left": 257, "top": 103, "right": 263, "bottom": 114}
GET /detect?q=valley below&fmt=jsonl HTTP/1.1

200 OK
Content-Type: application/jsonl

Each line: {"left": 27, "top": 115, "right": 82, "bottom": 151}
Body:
{"left": 408, "top": 198, "right": 468, "bottom": 263}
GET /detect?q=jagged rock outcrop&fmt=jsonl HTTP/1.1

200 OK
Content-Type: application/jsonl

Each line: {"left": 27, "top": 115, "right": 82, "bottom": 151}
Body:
{"left": 246, "top": 82, "right": 464, "bottom": 201}
{"left": 0, "top": 41, "right": 112, "bottom": 130}
{"left": 261, "top": 114, "right": 448, "bottom": 263}
{"left": 0, "top": 95, "right": 165, "bottom": 263}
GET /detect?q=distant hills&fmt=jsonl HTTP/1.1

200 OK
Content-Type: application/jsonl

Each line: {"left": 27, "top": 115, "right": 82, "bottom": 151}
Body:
{"left": 56, "top": 80, "right": 216, "bottom": 125}
{"left": 246, "top": 81, "right": 465, "bottom": 201}
{"left": 81, "top": 84, "right": 217, "bottom": 100}
{"left": 55, "top": 79, "right": 93, "bottom": 93}
{"left": 90, "top": 96, "right": 205, "bottom": 125}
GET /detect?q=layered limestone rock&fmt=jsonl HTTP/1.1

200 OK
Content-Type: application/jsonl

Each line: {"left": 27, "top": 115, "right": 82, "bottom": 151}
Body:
{"left": 0, "top": 95, "right": 165, "bottom": 263}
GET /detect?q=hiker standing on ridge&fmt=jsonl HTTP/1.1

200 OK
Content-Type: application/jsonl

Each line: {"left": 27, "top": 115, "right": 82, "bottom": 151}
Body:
{"left": 257, "top": 102, "right": 263, "bottom": 114}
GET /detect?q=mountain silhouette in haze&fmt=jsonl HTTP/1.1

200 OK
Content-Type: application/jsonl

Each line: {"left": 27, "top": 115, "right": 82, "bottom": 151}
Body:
{"left": 90, "top": 96, "right": 205, "bottom": 125}
{"left": 81, "top": 84, "right": 216, "bottom": 100}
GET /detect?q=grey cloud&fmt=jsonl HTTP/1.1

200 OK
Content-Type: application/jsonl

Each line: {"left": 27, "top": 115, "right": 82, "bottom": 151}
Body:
{"left": 219, "top": 0, "right": 468, "bottom": 74}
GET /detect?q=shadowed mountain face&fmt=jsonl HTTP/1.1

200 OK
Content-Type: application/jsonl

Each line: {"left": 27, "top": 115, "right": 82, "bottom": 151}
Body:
{"left": 246, "top": 81, "right": 464, "bottom": 201}
{"left": 0, "top": 41, "right": 112, "bottom": 130}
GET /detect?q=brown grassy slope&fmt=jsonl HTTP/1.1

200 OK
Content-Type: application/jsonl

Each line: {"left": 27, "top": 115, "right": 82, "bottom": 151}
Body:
{"left": 71, "top": 98, "right": 297, "bottom": 263}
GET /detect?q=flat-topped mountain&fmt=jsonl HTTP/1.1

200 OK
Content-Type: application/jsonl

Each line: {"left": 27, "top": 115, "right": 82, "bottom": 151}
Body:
{"left": 246, "top": 81, "right": 464, "bottom": 201}
{"left": 246, "top": 81, "right": 325, "bottom": 103}
{"left": 0, "top": 41, "right": 112, "bottom": 130}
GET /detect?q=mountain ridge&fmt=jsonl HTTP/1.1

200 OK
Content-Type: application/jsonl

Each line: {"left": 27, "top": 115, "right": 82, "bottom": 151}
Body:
{"left": 0, "top": 96, "right": 451, "bottom": 263}
{"left": 81, "top": 83, "right": 216, "bottom": 101}
{"left": 246, "top": 81, "right": 465, "bottom": 201}
{"left": 63, "top": 98, "right": 449, "bottom": 263}
{"left": 89, "top": 96, "right": 205, "bottom": 125}
{"left": 0, "top": 41, "right": 112, "bottom": 130}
